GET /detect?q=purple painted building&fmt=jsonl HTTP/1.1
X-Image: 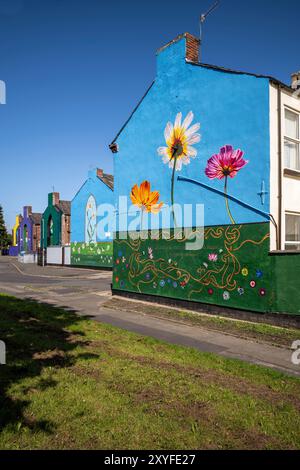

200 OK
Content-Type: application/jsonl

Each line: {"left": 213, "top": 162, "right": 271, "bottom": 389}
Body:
{"left": 19, "top": 206, "right": 42, "bottom": 253}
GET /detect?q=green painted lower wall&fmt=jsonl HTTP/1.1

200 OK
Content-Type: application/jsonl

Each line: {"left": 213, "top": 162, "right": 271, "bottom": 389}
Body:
{"left": 271, "top": 254, "right": 300, "bottom": 315}
{"left": 113, "top": 223, "right": 272, "bottom": 314}
{"left": 113, "top": 223, "right": 300, "bottom": 315}
{"left": 71, "top": 242, "right": 113, "bottom": 268}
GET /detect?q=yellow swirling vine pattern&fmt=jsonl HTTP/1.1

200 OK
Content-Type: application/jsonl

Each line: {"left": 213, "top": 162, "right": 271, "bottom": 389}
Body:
{"left": 115, "top": 225, "right": 270, "bottom": 298}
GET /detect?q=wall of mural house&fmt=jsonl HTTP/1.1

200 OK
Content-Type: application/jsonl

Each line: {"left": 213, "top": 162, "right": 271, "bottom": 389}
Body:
{"left": 18, "top": 206, "right": 42, "bottom": 253}
{"left": 71, "top": 168, "right": 114, "bottom": 268}
{"left": 8, "top": 214, "right": 22, "bottom": 256}
{"left": 110, "top": 32, "right": 300, "bottom": 316}
{"left": 41, "top": 192, "right": 71, "bottom": 264}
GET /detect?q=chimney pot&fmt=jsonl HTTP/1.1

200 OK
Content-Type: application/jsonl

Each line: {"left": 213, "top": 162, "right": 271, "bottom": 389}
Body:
{"left": 97, "top": 168, "right": 104, "bottom": 178}
{"left": 291, "top": 71, "right": 300, "bottom": 90}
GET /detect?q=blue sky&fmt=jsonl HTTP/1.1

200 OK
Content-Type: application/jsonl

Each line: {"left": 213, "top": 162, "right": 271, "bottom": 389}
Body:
{"left": 0, "top": 0, "right": 298, "bottom": 229}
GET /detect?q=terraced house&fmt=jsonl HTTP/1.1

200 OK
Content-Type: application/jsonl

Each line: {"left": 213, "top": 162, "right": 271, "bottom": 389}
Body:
{"left": 110, "top": 32, "right": 300, "bottom": 316}
{"left": 18, "top": 206, "right": 42, "bottom": 254}
{"left": 41, "top": 192, "right": 71, "bottom": 265}
{"left": 8, "top": 214, "right": 22, "bottom": 256}
{"left": 71, "top": 168, "right": 114, "bottom": 268}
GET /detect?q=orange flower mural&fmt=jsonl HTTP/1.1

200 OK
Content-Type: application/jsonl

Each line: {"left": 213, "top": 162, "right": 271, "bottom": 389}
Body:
{"left": 130, "top": 181, "right": 163, "bottom": 214}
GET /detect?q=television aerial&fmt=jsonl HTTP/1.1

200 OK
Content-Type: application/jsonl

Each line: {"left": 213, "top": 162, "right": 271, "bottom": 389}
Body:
{"left": 199, "top": 1, "right": 220, "bottom": 62}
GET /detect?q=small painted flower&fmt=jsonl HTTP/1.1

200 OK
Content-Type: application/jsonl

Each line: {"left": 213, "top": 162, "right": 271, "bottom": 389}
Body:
{"left": 159, "top": 279, "right": 166, "bottom": 287}
{"left": 205, "top": 145, "right": 248, "bottom": 180}
{"left": 157, "top": 111, "right": 201, "bottom": 171}
{"left": 115, "top": 277, "right": 119, "bottom": 283}
{"left": 120, "top": 280, "right": 125, "bottom": 288}
{"left": 145, "top": 273, "right": 151, "bottom": 280}
{"left": 256, "top": 269, "right": 263, "bottom": 279}
{"left": 208, "top": 288, "right": 214, "bottom": 296}
{"left": 223, "top": 291, "right": 230, "bottom": 301}
{"left": 153, "top": 282, "right": 157, "bottom": 288}
{"left": 242, "top": 268, "right": 249, "bottom": 277}
{"left": 173, "top": 281, "right": 178, "bottom": 288}
{"left": 238, "top": 287, "right": 245, "bottom": 296}
{"left": 259, "top": 288, "right": 266, "bottom": 297}
{"left": 122, "top": 256, "right": 126, "bottom": 263}
{"left": 130, "top": 181, "right": 163, "bottom": 213}
{"left": 168, "top": 259, "right": 172, "bottom": 264}
{"left": 250, "top": 280, "right": 256, "bottom": 288}
{"left": 203, "top": 262, "right": 208, "bottom": 269}
{"left": 180, "top": 281, "right": 187, "bottom": 288}
{"left": 116, "top": 259, "right": 120, "bottom": 265}
{"left": 208, "top": 253, "right": 218, "bottom": 262}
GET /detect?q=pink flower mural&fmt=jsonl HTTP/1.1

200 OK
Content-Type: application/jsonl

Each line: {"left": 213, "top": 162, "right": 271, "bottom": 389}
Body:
{"left": 205, "top": 145, "right": 248, "bottom": 224}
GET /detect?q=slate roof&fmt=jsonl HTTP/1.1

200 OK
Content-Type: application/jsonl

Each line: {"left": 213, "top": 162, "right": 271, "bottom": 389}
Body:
{"left": 30, "top": 213, "right": 42, "bottom": 225}
{"left": 58, "top": 200, "right": 71, "bottom": 215}
{"left": 98, "top": 173, "right": 114, "bottom": 190}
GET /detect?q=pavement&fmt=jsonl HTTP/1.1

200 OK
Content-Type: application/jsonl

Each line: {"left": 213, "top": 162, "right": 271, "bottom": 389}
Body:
{"left": 0, "top": 256, "right": 300, "bottom": 377}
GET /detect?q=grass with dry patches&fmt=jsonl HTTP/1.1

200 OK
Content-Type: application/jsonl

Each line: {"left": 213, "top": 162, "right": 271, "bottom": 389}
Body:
{"left": 0, "top": 293, "right": 300, "bottom": 450}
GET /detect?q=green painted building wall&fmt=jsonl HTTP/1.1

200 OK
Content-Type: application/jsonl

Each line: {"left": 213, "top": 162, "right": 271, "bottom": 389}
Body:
{"left": 41, "top": 194, "right": 62, "bottom": 248}
{"left": 271, "top": 254, "right": 300, "bottom": 315}
{"left": 71, "top": 241, "right": 113, "bottom": 268}
{"left": 113, "top": 223, "right": 300, "bottom": 315}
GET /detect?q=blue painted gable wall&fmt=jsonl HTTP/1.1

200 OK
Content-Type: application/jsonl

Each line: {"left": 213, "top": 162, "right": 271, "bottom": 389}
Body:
{"left": 71, "top": 169, "right": 114, "bottom": 243}
{"left": 114, "top": 36, "right": 270, "bottom": 230}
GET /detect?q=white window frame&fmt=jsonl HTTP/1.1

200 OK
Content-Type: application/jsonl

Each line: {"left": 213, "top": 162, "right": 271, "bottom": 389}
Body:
{"left": 284, "top": 107, "right": 300, "bottom": 172}
{"left": 285, "top": 211, "right": 300, "bottom": 251}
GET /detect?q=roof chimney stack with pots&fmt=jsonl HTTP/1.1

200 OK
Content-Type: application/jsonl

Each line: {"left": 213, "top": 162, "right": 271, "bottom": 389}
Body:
{"left": 291, "top": 71, "right": 300, "bottom": 91}
{"left": 48, "top": 192, "right": 60, "bottom": 207}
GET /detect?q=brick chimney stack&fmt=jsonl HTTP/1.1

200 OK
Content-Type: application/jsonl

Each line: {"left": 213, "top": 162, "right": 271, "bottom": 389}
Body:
{"left": 52, "top": 192, "right": 60, "bottom": 206}
{"left": 185, "top": 33, "right": 200, "bottom": 63}
{"left": 157, "top": 32, "right": 200, "bottom": 65}
{"left": 291, "top": 71, "right": 300, "bottom": 91}
{"left": 24, "top": 206, "right": 32, "bottom": 217}
{"left": 97, "top": 168, "right": 104, "bottom": 178}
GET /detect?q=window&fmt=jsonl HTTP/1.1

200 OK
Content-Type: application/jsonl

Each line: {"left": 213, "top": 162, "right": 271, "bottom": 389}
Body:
{"left": 285, "top": 213, "right": 300, "bottom": 251}
{"left": 284, "top": 109, "right": 300, "bottom": 171}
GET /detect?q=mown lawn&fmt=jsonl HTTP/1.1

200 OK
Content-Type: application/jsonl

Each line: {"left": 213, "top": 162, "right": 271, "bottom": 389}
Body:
{"left": 0, "top": 293, "right": 300, "bottom": 450}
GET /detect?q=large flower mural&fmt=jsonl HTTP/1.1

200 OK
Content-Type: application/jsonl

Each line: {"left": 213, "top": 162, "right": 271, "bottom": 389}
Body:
{"left": 85, "top": 195, "right": 97, "bottom": 243}
{"left": 130, "top": 181, "right": 163, "bottom": 229}
{"left": 157, "top": 111, "right": 201, "bottom": 226}
{"left": 205, "top": 145, "right": 248, "bottom": 224}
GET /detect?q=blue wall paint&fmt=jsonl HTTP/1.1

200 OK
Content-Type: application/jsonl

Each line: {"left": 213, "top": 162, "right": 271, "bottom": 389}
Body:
{"left": 114, "top": 36, "right": 270, "bottom": 231}
{"left": 71, "top": 169, "right": 114, "bottom": 243}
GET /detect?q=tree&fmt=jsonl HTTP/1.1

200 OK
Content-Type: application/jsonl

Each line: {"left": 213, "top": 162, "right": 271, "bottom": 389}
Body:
{"left": 0, "top": 205, "right": 10, "bottom": 249}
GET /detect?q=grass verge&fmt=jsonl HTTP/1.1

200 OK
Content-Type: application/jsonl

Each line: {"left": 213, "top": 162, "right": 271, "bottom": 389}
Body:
{"left": 104, "top": 297, "right": 300, "bottom": 348}
{"left": 0, "top": 293, "right": 300, "bottom": 450}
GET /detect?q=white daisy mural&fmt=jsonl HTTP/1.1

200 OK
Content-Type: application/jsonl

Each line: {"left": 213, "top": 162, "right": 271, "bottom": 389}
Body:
{"left": 157, "top": 111, "right": 201, "bottom": 225}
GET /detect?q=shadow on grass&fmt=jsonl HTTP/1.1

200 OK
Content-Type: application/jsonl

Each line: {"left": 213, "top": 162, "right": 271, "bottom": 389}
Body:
{"left": 0, "top": 294, "right": 98, "bottom": 434}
